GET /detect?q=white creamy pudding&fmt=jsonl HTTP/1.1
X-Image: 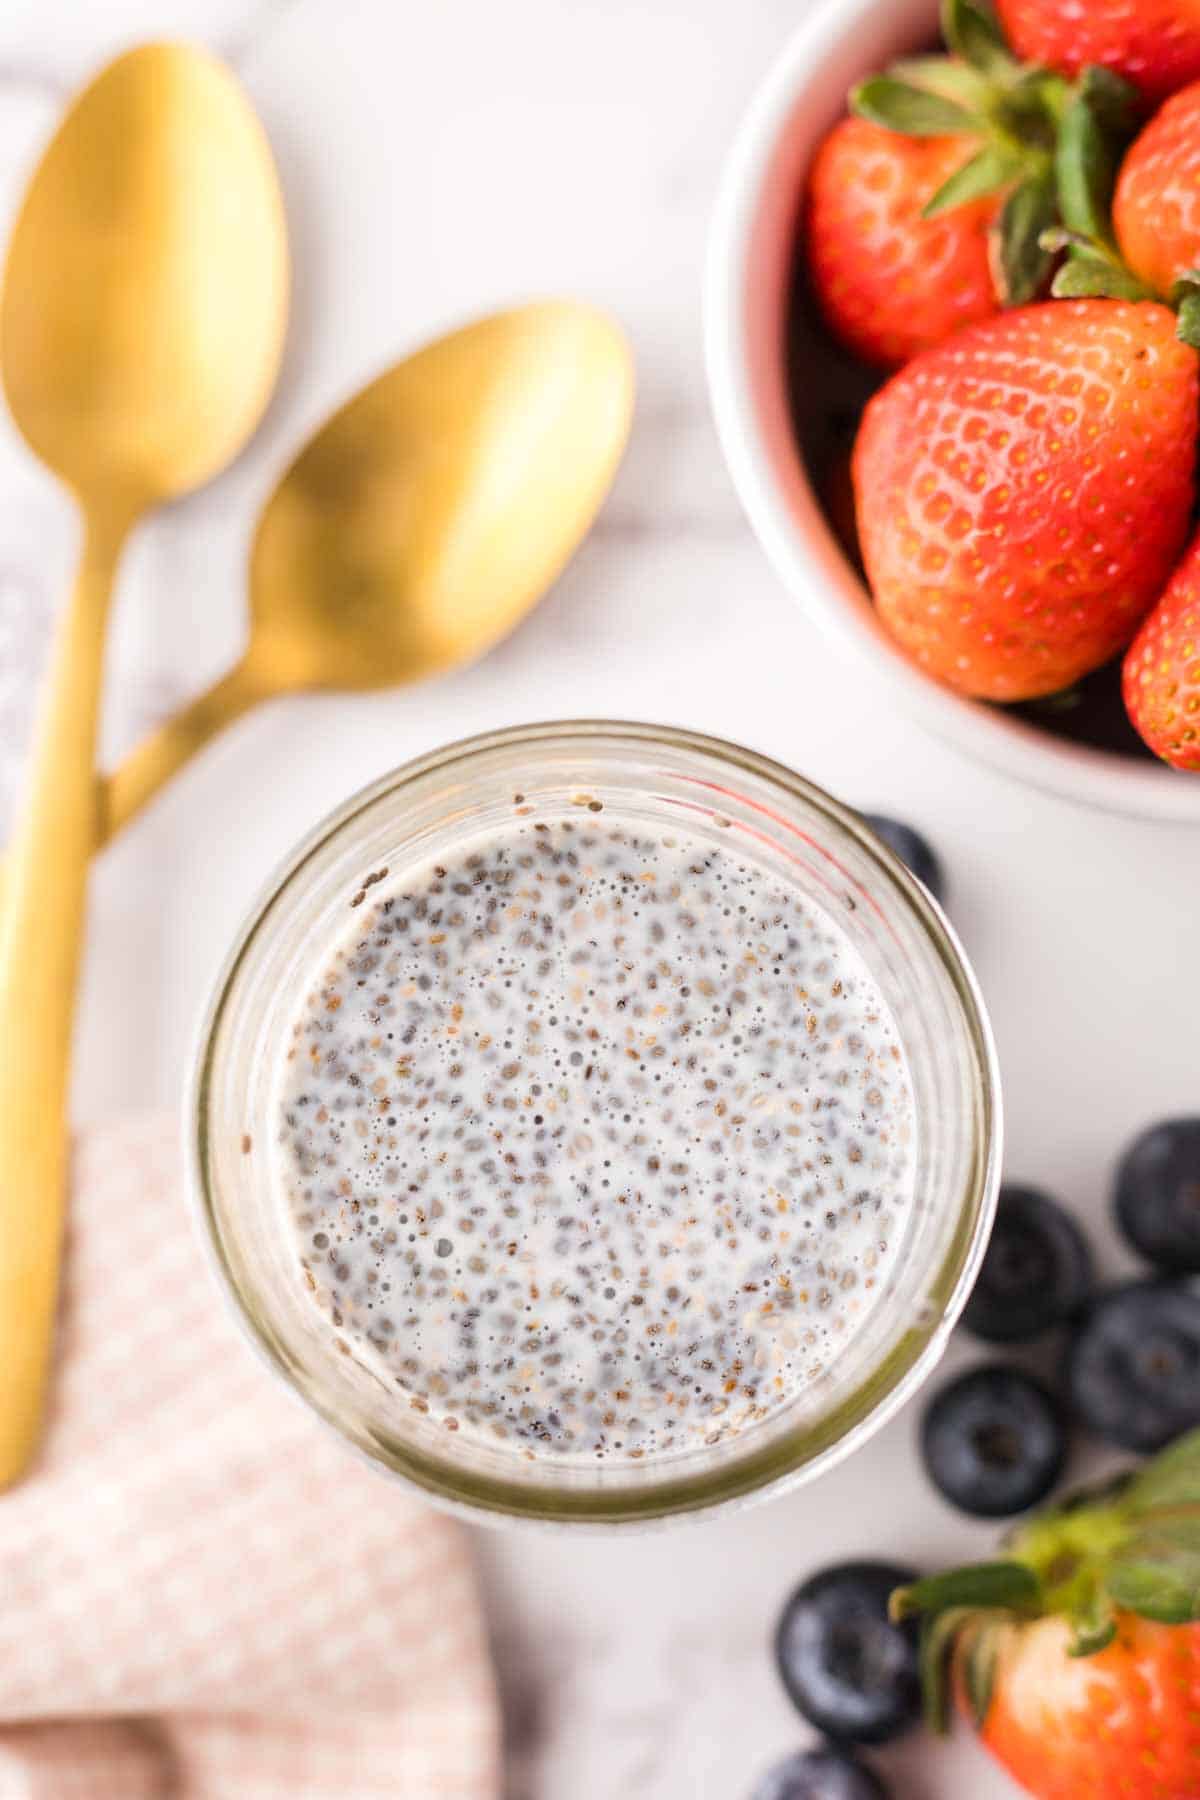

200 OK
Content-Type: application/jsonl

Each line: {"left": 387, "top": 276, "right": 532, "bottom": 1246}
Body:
{"left": 276, "top": 813, "right": 917, "bottom": 1467}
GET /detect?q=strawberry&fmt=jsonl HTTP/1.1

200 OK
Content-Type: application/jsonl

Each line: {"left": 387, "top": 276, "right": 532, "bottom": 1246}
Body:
{"left": 963, "top": 1614, "right": 1200, "bottom": 1798}
{"left": 805, "top": 121, "right": 1000, "bottom": 368}
{"left": 994, "top": 0, "right": 1200, "bottom": 105}
{"left": 852, "top": 299, "right": 1198, "bottom": 700}
{"left": 1114, "top": 80, "right": 1200, "bottom": 297}
{"left": 893, "top": 1428, "right": 1200, "bottom": 1800}
{"left": 805, "top": 0, "right": 1096, "bottom": 367}
{"left": 1124, "top": 529, "right": 1200, "bottom": 768}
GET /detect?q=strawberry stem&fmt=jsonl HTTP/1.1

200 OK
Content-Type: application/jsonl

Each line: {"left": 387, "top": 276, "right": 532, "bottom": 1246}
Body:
{"left": 1008, "top": 1495, "right": 1132, "bottom": 1616}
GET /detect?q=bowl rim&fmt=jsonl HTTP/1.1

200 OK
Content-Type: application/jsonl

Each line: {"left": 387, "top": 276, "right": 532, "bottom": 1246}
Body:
{"left": 704, "top": 0, "right": 1200, "bottom": 823}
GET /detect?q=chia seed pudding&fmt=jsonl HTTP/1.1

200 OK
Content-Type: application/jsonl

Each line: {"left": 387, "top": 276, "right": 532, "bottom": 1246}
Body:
{"left": 275, "top": 813, "right": 917, "bottom": 1468}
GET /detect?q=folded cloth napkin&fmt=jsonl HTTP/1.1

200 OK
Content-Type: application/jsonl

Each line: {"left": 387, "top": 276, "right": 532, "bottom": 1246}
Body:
{"left": 0, "top": 1116, "right": 502, "bottom": 1799}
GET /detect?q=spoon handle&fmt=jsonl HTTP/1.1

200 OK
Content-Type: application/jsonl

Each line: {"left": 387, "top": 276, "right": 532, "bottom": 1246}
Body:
{"left": 100, "top": 659, "right": 265, "bottom": 843}
{"left": 0, "top": 662, "right": 264, "bottom": 907}
{"left": 0, "top": 506, "right": 128, "bottom": 1487}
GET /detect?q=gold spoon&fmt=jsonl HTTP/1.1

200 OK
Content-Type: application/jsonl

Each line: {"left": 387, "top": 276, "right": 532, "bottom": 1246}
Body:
{"left": 93, "top": 302, "right": 633, "bottom": 846}
{"left": 0, "top": 43, "right": 288, "bottom": 1487}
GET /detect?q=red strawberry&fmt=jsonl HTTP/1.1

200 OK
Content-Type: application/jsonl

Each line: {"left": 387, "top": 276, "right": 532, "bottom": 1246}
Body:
{"left": 806, "top": 120, "right": 1001, "bottom": 368}
{"left": 1124, "top": 529, "right": 1200, "bottom": 768}
{"left": 1114, "top": 80, "right": 1200, "bottom": 297}
{"left": 967, "top": 1614, "right": 1200, "bottom": 1799}
{"left": 810, "top": 2, "right": 1146, "bottom": 369}
{"left": 852, "top": 299, "right": 1198, "bottom": 700}
{"left": 995, "top": 0, "right": 1200, "bottom": 104}
{"left": 893, "top": 1428, "right": 1200, "bottom": 1800}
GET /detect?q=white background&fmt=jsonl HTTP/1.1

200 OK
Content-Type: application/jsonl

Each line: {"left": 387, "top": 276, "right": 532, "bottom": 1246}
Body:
{"left": 0, "top": 3, "right": 1196, "bottom": 1795}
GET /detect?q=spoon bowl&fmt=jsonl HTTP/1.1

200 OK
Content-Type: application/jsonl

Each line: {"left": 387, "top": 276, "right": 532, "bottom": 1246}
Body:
{"left": 0, "top": 41, "right": 287, "bottom": 1487}
{"left": 105, "top": 302, "right": 634, "bottom": 828}
{"left": 249, "top": 304, "right": 633, "bottom": 691}
{"left": 2, "top": 42, "right": 287, "bottom": 503}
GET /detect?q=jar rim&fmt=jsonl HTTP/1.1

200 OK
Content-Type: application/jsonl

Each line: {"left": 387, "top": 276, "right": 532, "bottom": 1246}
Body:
{"left": 188, "top": 719, "right": 1002, "bottom": 1528}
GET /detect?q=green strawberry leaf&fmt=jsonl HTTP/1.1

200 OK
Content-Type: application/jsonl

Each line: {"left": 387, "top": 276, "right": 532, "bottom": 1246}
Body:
{"left": 852, "top": 75, "right": 982, "bottom": 138}
{"left": 1177, "top": 293, "right": 1200, "bottom": 350}
{"left": 995, "top": 68, "right": 1068, "bottom": 148}
{"left": 919, "top": 1607, "right": 972, "bottom": 1734}
{"left": 1076, "top": 63, "right": 1139, "bottom": 135}
{"left": 1055, "top": 90, "right": 1118, "bottom": 243}
{"left": 1070, "top": 1614, "right": 1117, "bottom": 1656}
{"left": 1005, "top": 65, "right": 1071, "bottom": 125}
{"left": 890, "top": 56, "right": 994, "bottom": 112}
{"left": 994, "top": 173, "right": 1057, "bottom": 303}
{"left": 1125, "top": 1428, "right": 1200, "bottom": 1513}
{"left": 962, "top": 1623, "right": 1000, "bottom": 1727}
{"left": 924, "top": 143, "right": 1022, "bottom": 216}
{"left": 1039, "top": 225, "right": 1098, "bottom": 255}
{"left": 940, "top": 0, "right": 1019, "bottom": 81}
{"left": 1050, "top": 252, "right": 1153, "bottom": 301}
{"left": 1067, "top": 1583, "right": 1118, "bottom": 1657}
{"left": 891, "top": 1561, "right": 1040, "bottom": 1623}
{"left": 1106, "top": 1518, "right": 1200, "bottom": 1624}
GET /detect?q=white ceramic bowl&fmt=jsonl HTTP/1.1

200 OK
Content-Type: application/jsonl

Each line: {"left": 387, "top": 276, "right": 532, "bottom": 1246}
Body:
{"left": 706, "top": 0, "right": 1200, "bottom": 822}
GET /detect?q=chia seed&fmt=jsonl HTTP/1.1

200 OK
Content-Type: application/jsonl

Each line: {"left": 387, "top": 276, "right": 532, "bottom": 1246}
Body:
{"left": 276, "top": 818, "right": 916, "bottom": 1465}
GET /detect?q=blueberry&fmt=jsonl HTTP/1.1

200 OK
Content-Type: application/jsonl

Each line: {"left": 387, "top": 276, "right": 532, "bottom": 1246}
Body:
{"left": 859, "top": 814, "right": 945, "bottom": 904}
{"left": 1114, "top": 1119, "right": 1200, "bottom": 1273}
{"left": 921, "top": 1364, "right": 1067, "bottom": 1517}
{"left": 751, "top": 1746, "right": 888, "bottom": 1800}
{"left": 774, "top": 1560, "right": 920, "bottom": 1745}
{"left": 1067, "top": 1279, "right": 1200, "bottom": 1451}
{"left": 962, "top": 1184, "right": 1093, "bottom": 1343}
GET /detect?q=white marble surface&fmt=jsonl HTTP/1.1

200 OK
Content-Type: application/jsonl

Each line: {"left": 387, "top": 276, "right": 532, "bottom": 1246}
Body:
{"left": 2, "top": 4, "right": 1199, "bottom": 1796}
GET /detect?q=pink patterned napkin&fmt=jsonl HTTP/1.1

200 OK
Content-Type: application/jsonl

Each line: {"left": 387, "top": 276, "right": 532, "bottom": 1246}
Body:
{"left": 0, "top": 1116, "right": 501, "bottom": 1799}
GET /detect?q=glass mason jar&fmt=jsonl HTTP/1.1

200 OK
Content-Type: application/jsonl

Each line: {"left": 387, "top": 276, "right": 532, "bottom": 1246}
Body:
{"left": 190, "top": 721, "right": 1001, "bottom": 1527}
